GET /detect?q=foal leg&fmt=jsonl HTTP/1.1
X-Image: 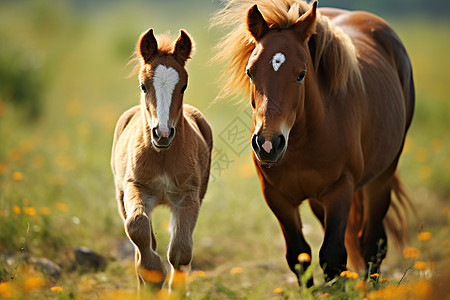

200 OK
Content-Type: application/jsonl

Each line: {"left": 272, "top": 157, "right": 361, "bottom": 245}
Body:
{"left": 264, "top": 188, "right": 313, "bottom": 287}
{"left": 167, "top": 199, "right": 200, "bottom": 293}
{"left": 124, "top": 182, "right": 165, "bottom": 289}
{"left": 319, "top": 175, "right": 353, "bottom": 281}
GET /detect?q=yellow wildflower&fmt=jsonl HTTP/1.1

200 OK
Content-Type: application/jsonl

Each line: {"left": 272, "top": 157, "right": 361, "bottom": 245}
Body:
{"left": 379, "top": 278, "right": 390, "bottom": 283}
{"left": 12, "top": 172, "right": 23, "bottom": 181}
{"left": 171, "top": 270, "right": 186, "bottom": 284}
{"left": 50, "top": 286, "right": 63, "bottom": 292}
{"left": 23, "top": 207, "right": 36, "bottom": 216}
{"left": 403, "top": 247, "right": 420, "bottom": 259}
{"left": 418, "top": 232, "right": 431, "bottom": 241}
{"left": 340, "top": 270, "right": 350, "bottom": 277}
{"left": 230, "top": 267, "right": 243, "bottom": 275}
{"left": 340, "top": 270, "right": 358, "bottom": 279}
{"left": 13, "top": 205, "right": 21, "bottom": 215}
{"left": 273, "top": 288, "right": 283, "bottom": 294}
{"left": 0, "top": 281, "right": 14, "bottom": 298}
{"left": 370, "top": 273, "right": 380, "bottom": 278}
{"left": 140, "top": 269, "right": 164, "bottom": 283}
{"left": 23, "top": 275, "right": 45, "bottom": 291}
{"left": 298, "top": 253, "right": 311, "bottom": 263}
{"left": 414, "top": 261, "right": 427, "bottom": 270}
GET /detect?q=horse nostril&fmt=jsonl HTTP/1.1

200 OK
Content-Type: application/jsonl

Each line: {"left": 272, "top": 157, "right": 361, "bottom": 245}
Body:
{"left": 168, "top": 127, "right": 175, "bottom": 139}
{"left": 251, "top": 134, "right": 260, "bottom": 152}
{"left": 277, "top": 134, "right": 286, "bottom": 151}
{"left": 152, "top": 127, "right": 159, "bottom": 139}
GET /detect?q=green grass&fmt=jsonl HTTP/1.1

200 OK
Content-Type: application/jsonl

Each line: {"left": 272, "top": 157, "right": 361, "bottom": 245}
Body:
{"left": 0, "top": 2, "right": 449, "bottom": 299}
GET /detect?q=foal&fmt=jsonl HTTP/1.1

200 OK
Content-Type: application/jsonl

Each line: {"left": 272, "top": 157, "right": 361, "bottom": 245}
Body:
{"left": 111, "top": 28, "right": 212, "bottom": 292}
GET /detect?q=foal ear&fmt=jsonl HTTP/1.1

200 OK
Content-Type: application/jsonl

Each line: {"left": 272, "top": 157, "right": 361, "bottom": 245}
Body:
{"left": 293, "top": 1, "right": 318, "bottom": 41}
{"left": 247, "top": 5, "right": 269, "bottom": 41}
{"left": 173, "top": 30, "right": 193, "bottom": 65}
{"left": 139, "top": 28, "right": 158, "bottom": 63}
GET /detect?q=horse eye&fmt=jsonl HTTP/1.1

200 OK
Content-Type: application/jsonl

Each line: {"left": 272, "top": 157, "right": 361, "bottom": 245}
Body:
{"left": 297, "top": 70, "right": 307, "bottom": 83}
{"left": 246, "top": 69, "right": 253, "bottom": 81}
{"left": 140, "top": 84, "right": 147, "bottom": 93}
{"left": 181, "top": 84, "right": 187, "bottom": 94}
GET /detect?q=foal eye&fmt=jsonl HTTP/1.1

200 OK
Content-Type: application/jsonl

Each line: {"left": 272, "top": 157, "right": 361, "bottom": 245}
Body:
{"left": 181, "top": 84, "right": 187, "bottom": 94}
{"left": 140, "top": 84, "right": 147, "bottom": 93}
{"left": 246, "top": 69, "right": 253, "bottom": 81}
{"left": 297, "top": 70, "right": 307, "bottom": 83}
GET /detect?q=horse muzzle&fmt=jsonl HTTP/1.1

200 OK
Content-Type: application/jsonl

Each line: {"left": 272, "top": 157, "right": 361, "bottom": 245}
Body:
{"left": 251, "top": 132, "right": 287, "bottom": 163}
{"left": 152, "top": 126, "right": 175, "bottom": 149}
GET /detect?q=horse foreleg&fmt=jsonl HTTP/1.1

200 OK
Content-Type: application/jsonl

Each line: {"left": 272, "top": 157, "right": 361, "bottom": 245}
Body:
{"left": 264, "top": 187, "right": 313, "bottom": 287}
{"left": 319, "top": 175, "right": 353, "bottom": 281}
{"left": 124, "top": 182, "right": 166, "bottom": 289}
{"left": 167, "top": 199, "right": 200, "bottom": 294}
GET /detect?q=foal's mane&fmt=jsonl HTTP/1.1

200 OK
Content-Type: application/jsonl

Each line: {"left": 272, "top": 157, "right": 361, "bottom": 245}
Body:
{"left": 212, "top": 0, "right": 362, "bottom": 99}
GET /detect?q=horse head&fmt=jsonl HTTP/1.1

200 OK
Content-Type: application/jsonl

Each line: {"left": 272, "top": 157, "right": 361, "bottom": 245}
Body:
{"left": 246, "top": 2, "right": 317, "bottom": 163}
{"left": 137, "top": 29, "right": 192, "bottom": 149}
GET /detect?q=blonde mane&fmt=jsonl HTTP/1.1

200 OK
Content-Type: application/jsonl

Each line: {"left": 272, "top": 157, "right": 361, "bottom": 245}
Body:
{"left": 211, "top": 0, "right": 363, "bottom": 99}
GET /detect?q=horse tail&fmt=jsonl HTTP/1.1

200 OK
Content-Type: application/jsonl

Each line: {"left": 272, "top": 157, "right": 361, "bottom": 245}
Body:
{"left": 383, "top": 174, "right": 415, "bottom": 249}
{"left": 345, "top": 174, "right": 415, "bottom": 272}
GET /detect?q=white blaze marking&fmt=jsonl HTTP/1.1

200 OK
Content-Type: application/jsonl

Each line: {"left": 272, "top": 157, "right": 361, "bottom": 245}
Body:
{"left": 152, "top": 65, "right": 179, "bottom": 130}
{"left": 271, "top": 53, "right": 285, "bottom": 72}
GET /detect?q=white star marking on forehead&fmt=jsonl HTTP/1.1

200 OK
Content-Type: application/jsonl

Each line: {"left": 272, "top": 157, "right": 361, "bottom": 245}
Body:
{"left": 271, "top": 53, "right": 286, "bottom": 72}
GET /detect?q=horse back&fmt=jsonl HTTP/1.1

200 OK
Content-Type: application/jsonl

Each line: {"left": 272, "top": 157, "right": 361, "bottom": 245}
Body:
{"left": 321, "top": 8, "right": 414, "bottom": 128}
{"left": 183, "top": 104, "right": 213, "bottom": 200}
{"left": 111, "top": 105, "right": 140, "bottom": 176}
{"left": 183, "top": 104, "right": 213, "bottom": 152}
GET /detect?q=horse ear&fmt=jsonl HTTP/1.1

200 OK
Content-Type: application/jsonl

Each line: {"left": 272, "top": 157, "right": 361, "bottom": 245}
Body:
{"left": 293, "top": 1, "right": 318, "bottom": 41}
{"left": 173, "top": 30, "right": 193, "bottom": 65}
{"left": 139, "top": 28, "right": 158, "bottom": 63}
{"left": 247, "top": 5, "right": 269, "bottom": 41}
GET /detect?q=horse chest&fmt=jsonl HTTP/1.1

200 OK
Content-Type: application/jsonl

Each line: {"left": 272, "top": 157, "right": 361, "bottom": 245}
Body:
{"left": 143, "top": 174, "right": 194, "bottom": 207}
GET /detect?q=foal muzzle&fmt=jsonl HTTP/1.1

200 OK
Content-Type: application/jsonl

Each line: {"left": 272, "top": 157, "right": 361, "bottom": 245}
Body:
{"left": 152, "top": 126, "right": 175, "bottom": 149}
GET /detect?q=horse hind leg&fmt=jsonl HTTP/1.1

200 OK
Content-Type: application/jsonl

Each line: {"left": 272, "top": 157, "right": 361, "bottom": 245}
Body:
{"left": 359, "top": 167, "right": 397, "bottom": 274}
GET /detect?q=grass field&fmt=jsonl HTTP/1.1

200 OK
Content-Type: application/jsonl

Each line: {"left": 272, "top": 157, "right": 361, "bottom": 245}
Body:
{"left": 0, "top": 1, "right": 449, "bottom": 299}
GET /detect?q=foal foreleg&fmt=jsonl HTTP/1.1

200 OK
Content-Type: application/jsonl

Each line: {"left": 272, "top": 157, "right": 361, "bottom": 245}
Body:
{"left": 319, "top": 176, "right": 353, "bottom": 281}
{"left": 167, "top": 199, "right": 200, "bottom": 293}
{"left": 124, "top": 182, "right": 165, "bottom": 288}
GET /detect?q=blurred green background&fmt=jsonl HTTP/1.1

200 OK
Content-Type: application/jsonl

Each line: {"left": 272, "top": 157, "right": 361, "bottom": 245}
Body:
{"left": 0, "top": 0, "right": 448, "bottom": 298}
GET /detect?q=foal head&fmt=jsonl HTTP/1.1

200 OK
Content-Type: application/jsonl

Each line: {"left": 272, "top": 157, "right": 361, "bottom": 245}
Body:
{"left": 246, "top": 2, "right": 317, "bottom": 163}
{"left": 136, "top": 29, "right": 193, "bottom": 149}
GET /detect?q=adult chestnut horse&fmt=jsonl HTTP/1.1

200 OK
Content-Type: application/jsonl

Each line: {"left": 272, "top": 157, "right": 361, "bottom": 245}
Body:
{"left": 214, "top": 0, "right": 414, "bottom": 285}
{"left": 111, "top": 29, "right": 212, "bottom": 292}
